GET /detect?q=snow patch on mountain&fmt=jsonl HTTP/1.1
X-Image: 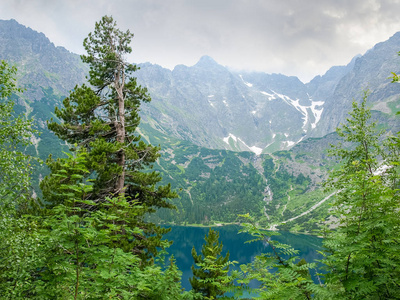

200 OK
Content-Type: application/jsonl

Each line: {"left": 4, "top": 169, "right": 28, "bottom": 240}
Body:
{"left": 223, "top": 133, "right": 263, "bottom": 155}
{"left": 289, "top": 99, "right": 309, "bottom": 127}
{"left": 260, "top": 91, "right": 276, "bottom": 100}
{"left": 249, "top": 146, "right": 263, "bottom": 155}
{"left": 268, "top": 91, "right": 325, "bottom": 130}
{"left": 297, "top": 136, "right": 306, "bottom": 144}
{"left": 374, "top": 164, "right": 391, "bottom": 175}
{"left": 310, "top": 100, "right": 324, "bottom": 129}
{"left": 239, "top": 75, "right": 253, "bottom": 87}
{"left": 271, "top": 90, "right": 308, "bottom": 127}
{"left": 223, "top": 133, "right": 238, "bottom": 143}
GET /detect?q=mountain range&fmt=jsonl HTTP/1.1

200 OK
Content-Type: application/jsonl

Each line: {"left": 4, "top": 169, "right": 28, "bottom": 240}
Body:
{"left": 1, "top": 19, "right": 399, "bottom": 230}
{"left": 135, "top": 36, "right": 400, "bottom": 153}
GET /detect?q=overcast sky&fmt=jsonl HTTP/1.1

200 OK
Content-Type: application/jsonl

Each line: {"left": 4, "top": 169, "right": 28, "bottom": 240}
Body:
{"left": 1, "top": 0, "right": 400, "bottom": 82}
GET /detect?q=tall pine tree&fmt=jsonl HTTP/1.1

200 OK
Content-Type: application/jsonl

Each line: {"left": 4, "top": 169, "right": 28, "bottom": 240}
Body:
{"left": 42, "top": 15, "right": 176, "bottom": 260}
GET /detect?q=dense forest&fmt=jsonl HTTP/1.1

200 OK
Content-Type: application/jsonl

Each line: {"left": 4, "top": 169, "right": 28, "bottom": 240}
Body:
{"left": 1, "top": 16, "right": 399, "bottom": 299}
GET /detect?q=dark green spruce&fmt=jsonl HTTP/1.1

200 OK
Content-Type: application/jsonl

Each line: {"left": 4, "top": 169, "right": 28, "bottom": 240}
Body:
{"left": 189, "top": 228, "right": 236, "bottom": 299}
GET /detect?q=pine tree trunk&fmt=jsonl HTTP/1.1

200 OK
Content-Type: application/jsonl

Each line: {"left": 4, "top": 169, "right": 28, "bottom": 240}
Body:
{"left": 115, "top": 66, "right": 125, "bottom": 196}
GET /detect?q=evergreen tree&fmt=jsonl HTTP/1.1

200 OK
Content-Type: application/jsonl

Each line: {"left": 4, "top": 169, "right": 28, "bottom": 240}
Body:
{"left": 156, "top": 255, "right": 186, "bottom": 299}
{"left": 321, "top": 93, "right": 400, "bottom": 299}
{"left": 189, "top": 228, "right": 235, "bottom": 299}
{"left": 42, "top": 15, "right": 176, "bottom": 260}
{"left": 34, "top": 150, "right": 183, "bottom": 299}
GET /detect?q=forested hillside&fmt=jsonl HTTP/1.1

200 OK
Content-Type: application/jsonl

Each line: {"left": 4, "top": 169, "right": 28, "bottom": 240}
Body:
{"left": 1, "top": 18, "right": 400, "bottom": 229}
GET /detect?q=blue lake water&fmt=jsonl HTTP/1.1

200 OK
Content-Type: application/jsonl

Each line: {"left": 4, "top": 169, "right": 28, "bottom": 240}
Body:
{"left": 163, "top": 225, "right": 323, "bottom": 292}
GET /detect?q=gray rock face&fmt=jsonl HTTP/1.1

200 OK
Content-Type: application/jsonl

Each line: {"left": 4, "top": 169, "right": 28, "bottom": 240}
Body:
{"left": 1, "top": 18, "right": 399, "bottom": 156}
{"left": 137, "top": 56, "right": 326, "bottom": 154}
{"left": 0, "top": 19, "right": 88, "bottom": 101}
{"left": 307, "top": 55, "right": 360, "bottom": 103}
{"left": 310, "top": 32, "right": 400, "bottom": 137}
{"left": 137, "top": 31, "right": 400, "bottom": 153}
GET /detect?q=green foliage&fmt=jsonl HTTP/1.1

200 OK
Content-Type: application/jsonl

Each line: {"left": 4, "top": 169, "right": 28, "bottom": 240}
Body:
{"left": 0, "top": 213, "right": 44, "bottom": 298}
{"left": 262, "top": 154, "right": 313, "bottom": 224}
{"left": 237, "top": 214, "right": 319, "bottom": 299}
{"left": 276, "top": 189, "right": 332, "bottom": 233}
{"left": 29, "top": 150, "right": 182, "bottom": 299}
{"left": 189, "top": 228, "right": 237, "bottom": 299}
{"left": 321, "top": 93, "right": 400, "bottom": 299}
{"left": 0, "top": 60, "right": 38, "bottom": 204}
{"left": 0, "top": 60, "right": 44, "bottom": 298}
{"left": 263, "top": 155, "right": 275, "bottom": 173}
{"left": 274, "top": 150, "right": 292, "bottom": 160}
{"left": 43, "top": 15, "right": 176, "bottom": 260}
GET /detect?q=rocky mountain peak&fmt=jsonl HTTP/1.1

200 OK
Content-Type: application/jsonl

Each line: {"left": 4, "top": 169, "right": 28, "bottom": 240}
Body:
{"left": 1, "top": 18, "right": 399, "bottom": 155}
{"left": 0, "top": 19, "right": 88, "bottom": 99}
{"left": 0, "top": 19, "right": 54, "bottom": 58}
{"left": 195, "top": 55, "right": 219, "bottom": 67}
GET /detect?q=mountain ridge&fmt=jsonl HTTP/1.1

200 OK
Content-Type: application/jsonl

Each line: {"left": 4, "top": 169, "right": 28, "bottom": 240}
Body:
{"left": 1, "top": 18, "right": 399, "bottom": 155}
{"left": 0, "top": 19, "right": 88, "bottom": 101}
{"left": 1, "top": 18, "right": 399, "bottom": 229}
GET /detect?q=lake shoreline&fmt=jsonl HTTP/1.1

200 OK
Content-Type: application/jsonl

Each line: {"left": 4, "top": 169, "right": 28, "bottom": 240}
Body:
{"left": 159, "top": 222, "right": 322, "bottom": 237}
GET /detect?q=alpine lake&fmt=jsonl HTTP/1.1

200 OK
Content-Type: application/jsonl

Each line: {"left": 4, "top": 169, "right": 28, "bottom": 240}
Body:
{"left": 162, "top": 225, "right": 323, "bottom": 292}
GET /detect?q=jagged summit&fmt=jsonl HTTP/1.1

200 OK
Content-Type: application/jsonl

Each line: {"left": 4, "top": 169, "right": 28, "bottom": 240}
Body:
{"left": 0, "top": 18, "right": 88, "bottom": 99}
{"left": 0, "top": 19, "right": 53, "bottom": 58}
{"left": 195, "top": 55, "right": 218, "bottom": 67}
{"left": 1, "top": 18, "right": 399, "bottom": 154}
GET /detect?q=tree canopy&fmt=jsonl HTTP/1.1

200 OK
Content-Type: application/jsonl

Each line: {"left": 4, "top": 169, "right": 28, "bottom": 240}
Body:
{"left": 1, "top": 15, "right": 400, "bottom": 300}
{"left": 190, "top": 228, "right": 236, "bottom": 299}
{"left": 321, "top": 93, "right": 400, "bottom": 299}
{"left": 0, "top": 60, "right": 36, "bottom": 204}
{"left": 42, "top": 15, "right": 176, "bottom": 260}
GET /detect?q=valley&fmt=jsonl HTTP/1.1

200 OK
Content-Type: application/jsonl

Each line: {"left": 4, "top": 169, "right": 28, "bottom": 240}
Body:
{"left": 1, "top": 13, "right": 400, "bottom": 298}
{"left": 1, "top": 19, "right": 399, "bottom": 232}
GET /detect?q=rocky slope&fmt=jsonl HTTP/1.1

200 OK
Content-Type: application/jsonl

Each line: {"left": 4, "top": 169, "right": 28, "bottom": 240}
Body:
{"left": 311, "top": 32, "right": 400, "bottom": 137}
{"left": 2, "top": 19, "right": 399, "bottom": 156}
{"left": 135, "top": 31, "right": 400, "bottom": 153}
{"left": 136, "top": 57, "right": 324, "bottom": 154}
{"left": 1, "top": 19, "right": 399, "bottom": 229}
{"left": 0, "top": 19, "right": 88, "bottom": 102}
